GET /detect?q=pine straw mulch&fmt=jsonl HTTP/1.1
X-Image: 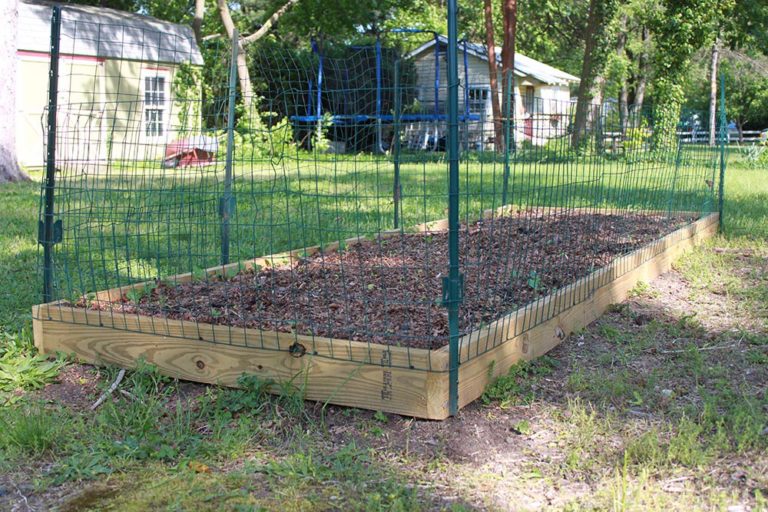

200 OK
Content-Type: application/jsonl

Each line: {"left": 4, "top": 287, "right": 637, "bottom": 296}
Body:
{"left": 84, "top": 210, "right": 694, "bottom": 349}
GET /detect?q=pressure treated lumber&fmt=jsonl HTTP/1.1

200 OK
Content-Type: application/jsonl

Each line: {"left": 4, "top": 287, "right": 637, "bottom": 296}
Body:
{"left": 448, "top": 212, "right": 719, "bottom": 410}
{"left": 33, "top": 212, "right": 718, "bottom": 420}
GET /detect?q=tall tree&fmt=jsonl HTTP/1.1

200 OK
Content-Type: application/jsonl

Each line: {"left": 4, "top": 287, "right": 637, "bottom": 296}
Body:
{"left": 632, "top": 26, "right": 649, "bottom": 114}
{"left": 719, "top": 51, "right": 768, "bottom": 141}
{"left": 500, "top": 0, "right": 517, "bottom": 146}
{"left": 650, "top": 0, "right": 727, "bottom": 150}
{"left": 613, "top": 14, "right": 629, "bottom": 134}
{"left": 216, "top": 0, "right": 300, "bottom": 106}
{"left": 192, "top": 0, "right": 205, "bottom": 44}
{"left": 483, "top": 0, "right": 503, "bottom": 151}
{"left": 0, "top": 0, "right": 28, "bottom": 183}
{"left": 513, "top": 0, "right": 589, "bottom": 75}
{"left": 217, "top": 0, "right": 255, "bottom": 106}
{"left": 707, "top": 38, "right": 719, "bottom": 145}
{"left": 571, "top": 0, "right": 618, "bottom": 148}
{"left": 706, "top": 2, "right": 768, "bottom": 145}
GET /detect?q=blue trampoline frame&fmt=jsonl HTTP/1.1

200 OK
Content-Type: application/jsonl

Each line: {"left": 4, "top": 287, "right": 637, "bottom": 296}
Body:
{"left": 290, "top": 30, "right": 482, "bottom": 151}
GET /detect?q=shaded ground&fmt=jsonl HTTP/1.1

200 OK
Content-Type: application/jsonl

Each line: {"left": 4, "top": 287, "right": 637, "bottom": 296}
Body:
{"left": 85, "top": 211, "right": 689, "bottom": 349}
{"left": 2, "top": 237, "right": 766, "bottom": 511}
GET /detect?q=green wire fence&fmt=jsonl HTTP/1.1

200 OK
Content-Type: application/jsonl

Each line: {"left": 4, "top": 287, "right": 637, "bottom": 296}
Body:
{"left": 36, "top": 3, "right": 726, "bottom": 415}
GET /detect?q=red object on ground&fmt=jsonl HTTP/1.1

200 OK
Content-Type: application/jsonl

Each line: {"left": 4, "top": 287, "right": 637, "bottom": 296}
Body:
{"left": 164, "top": 136, "right": 219, "bottom": 168}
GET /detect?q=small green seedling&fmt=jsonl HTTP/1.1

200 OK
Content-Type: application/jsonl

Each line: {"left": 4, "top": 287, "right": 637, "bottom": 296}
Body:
{"left": 527, "top": 271, "right": 543, "bottom": 291}
{"left": 191, "top": 266, "right": 208, "bottom": 281}
{"left": 513, "top": 419, "right": 532, "bottom": 436}
{"left": 125, "top": 282, "right": 156, "bottom": 303}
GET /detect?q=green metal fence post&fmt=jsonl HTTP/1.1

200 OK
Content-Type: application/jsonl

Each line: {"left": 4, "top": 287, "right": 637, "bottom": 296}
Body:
{"left": 41, "top": 5, "right": 62, "bottom": 303}
{"left": 501, "top": 69, "right": 513, "bottom": 206}
{"left": 393, "top": 59, "right": 402, "bottom": 230}
{"left": 445, "top": 0, "right": 463, "bottom": 416}
{"left": 221, "top": 30, "right": 239, "bottom": 265}
{"left": 718, "top": 73, "right": 727, "bottom": 232}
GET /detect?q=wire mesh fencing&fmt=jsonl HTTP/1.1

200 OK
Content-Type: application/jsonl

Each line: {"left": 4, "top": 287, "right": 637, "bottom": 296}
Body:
{"left": 36, "top": 4, "right": 727, "bottom": 414}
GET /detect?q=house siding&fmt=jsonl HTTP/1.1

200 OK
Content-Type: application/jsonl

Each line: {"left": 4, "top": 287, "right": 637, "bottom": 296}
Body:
{"left": 411, "top": 50, "right": 572, "bottom": 148}
{"left": 415, "top": 51, "right": 571, "bottom": 149}
{"left": 16, "top": 52, "right": 199, "bottom": 167}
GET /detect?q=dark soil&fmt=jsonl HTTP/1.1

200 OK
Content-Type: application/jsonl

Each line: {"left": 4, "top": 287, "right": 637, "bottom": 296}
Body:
{"left": 86, "top": 211, "right": 693, "bottom": 349}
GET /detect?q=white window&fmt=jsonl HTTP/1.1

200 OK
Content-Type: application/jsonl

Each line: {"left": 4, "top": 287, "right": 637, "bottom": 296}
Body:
{"left": 142, "top": 71, "right": 169, "bottom": 138}
{"left": 523, "top": 86, "right": 536, "bottom": 114}
{"left": 467, "top": 87, "right": 489, "bottom": 116}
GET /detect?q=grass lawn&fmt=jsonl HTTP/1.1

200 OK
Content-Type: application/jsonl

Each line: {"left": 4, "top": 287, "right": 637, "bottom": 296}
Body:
{"left": 46, "top": 146, "right": 717, "bottom": 297}
{"left": 0, "top": 149, "right": 766, "bottom": 510}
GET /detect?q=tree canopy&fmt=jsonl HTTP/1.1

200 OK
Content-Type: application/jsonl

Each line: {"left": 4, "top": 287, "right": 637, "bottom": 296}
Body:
{"left": 61, "top": 0, "right": 768, "bottom": 129}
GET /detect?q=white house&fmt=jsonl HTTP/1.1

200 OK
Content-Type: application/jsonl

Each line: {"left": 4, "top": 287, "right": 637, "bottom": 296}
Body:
{"left": 406, "top": 36, "right": 579, "bottom": 149}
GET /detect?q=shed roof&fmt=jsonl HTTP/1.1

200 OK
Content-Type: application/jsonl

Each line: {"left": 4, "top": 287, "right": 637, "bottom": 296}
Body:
{"left": 18, "top": 0, "right": 204, "bottom": 66}
{"left": 407, "top": 35, "right": 579, "bottom": 86}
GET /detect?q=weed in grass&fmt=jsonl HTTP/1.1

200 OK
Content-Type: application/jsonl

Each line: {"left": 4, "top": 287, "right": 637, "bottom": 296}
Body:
{"left": 627, "top": 280, "right": 659, "bottom": 299}
{"left": 560, "top": 398, "right": 608, "bottom": 473}
{"left": 676, "top": 343, "right": 706, "bottom": 383}
{"left": 667, "top": 417, "right": 707, "bottom": 468}
{"left": 216, "top": 374, "right": 274, "bottom": 416}
{"left": 566, "top": 369, "right": 640, "bottom": 407}
{"left": 0, "top": 325, "right": 63, "bottom": 399}
{"left": 700, "top": 391, "right": 767, "bottom": 453}
{"left": 51, "top": 452, "right": 114, "bottom": 485}
{"left": 744, "top": 331, "right": 768, "bottom": 346}
{"left": 599, "top": 324, "right": 622, "bottom": 343}
{"left": 0, "top": 404, "right": 62, "bottom": 455}
{"left": 482, "top": 357, "right": 555, "bottom": 406}
{"left": 623, "top": 429, "right": 667, "bottom": 469}
{"left": 513, "top": 419, "right": 532, "bottom": 436}
{"left": 0, "top": 351, "right": 64, "bottom": 396}
{"left": 746, "top": 349, "right": 768, "bottom": 365}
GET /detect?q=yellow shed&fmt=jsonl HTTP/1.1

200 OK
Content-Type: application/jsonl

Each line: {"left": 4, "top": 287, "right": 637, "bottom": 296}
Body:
{"left": 16, "top": 0, "right": 204, "bottom": 167}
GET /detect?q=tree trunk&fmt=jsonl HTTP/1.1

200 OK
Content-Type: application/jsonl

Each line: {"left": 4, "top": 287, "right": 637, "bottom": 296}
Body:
{"left": 192, "top": 0, "right": 205, "bottom": 45}
{"left": 484, "top": 0, "right": 503, "bottom": 151}
{"left": 591, "top": 75, "right": 605, "bottom": 151}
{"left": 240, "top": 0, "right": 300, "bottom": 45}
{"left": 616, "top": 15, "right": 628, "bottom": 135}
{"left": 632, "top": 26, "right": 649, "bottom": 121}
{"left": 500, "top": 0, "right": 517, "bottom": 146}
{"left": 619, "top": 84, "right": 629, "bottom": 134}
{"left": 217, "top": 0, "right": 300, "bottom": 108}
{"left": 217, "top": 0, "right": 254, "bottom": 107}
{"left": 708, "top": 38, "right": 720, "bottom": 146}
{"left": 0, "top": 0, "right": 28, "bottom": 183}
{"left": 571, "top": 0, "right": 617, "bottom": 148}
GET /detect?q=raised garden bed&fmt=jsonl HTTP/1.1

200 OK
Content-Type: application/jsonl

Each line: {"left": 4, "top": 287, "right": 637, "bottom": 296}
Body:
{"left": 33, "top": 209, "right": 719, "bottom": 419}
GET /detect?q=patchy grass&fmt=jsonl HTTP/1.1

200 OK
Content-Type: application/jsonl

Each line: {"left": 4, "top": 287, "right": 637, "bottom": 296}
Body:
{"left": 0, "top": 159, "right": 766, "bottom": 509}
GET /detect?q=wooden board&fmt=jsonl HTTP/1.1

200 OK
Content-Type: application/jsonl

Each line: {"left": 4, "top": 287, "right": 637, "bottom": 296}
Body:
{"left": 33, "top": 212, "right": 717, "bottom": 420}
{"left": 450, "top": 212, "right": 719, "bottom": 410}
{"left": 33, "top": 303, "right": 447, "bottom": 419}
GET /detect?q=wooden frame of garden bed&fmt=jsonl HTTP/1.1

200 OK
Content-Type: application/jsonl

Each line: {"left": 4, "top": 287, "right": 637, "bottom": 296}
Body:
{"left": 32, "top": 210, "right": 719, "bottom": 419}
